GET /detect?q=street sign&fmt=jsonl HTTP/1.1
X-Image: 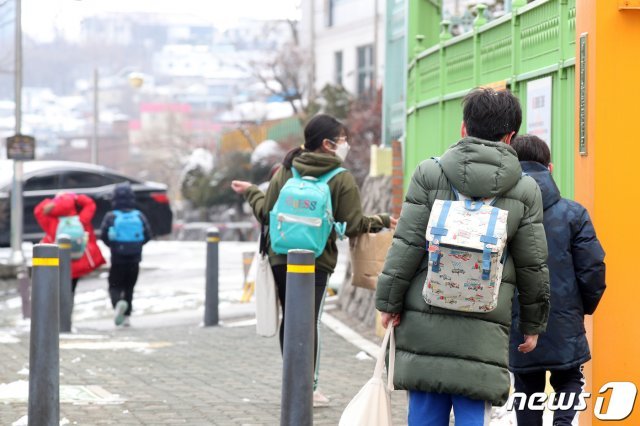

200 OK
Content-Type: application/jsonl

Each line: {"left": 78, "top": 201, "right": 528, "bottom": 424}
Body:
{"left": 6, "top": 134, "right": 35, "bottom": 160}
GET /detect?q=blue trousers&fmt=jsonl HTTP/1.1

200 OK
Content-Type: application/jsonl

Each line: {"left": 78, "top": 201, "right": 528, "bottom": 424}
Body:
{"left": 408, "top": 391, "right": 491, "bottom": 426}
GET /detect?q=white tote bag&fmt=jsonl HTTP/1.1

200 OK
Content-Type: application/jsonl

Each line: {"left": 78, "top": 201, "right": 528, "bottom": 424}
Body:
{"left": 339, "top": 325, "right": 395, "bottom": 426}
{"left": 254, "top": 253, "right": 279, "bottom": 337}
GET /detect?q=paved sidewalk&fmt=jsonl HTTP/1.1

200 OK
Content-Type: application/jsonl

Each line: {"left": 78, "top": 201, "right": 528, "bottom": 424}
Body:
{"left": 0, "top": 320, "right": 408, "bottom": 425}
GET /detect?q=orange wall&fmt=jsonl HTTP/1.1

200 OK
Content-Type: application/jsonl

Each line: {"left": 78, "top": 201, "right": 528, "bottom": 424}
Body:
{"left": 576, "top": 2, "right": 640, "bottom": 424}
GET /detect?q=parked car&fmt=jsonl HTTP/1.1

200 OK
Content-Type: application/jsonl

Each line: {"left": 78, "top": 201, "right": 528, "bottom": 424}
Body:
{"left": 0, "top": 160, "right": 173, "bottom": 246}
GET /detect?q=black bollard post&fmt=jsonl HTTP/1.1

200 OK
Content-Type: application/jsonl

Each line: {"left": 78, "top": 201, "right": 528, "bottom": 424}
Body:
{"left": 281, "top": 249, "right": 315, "bottom": 426}
{"left": 28, "top": 244, "right": 60, "bottom": 426}
{"left": 57, "top": 235, "right": 73, "bottom": 333}
{"left": 204, "top": 227, "right": 220, "bottom": 326}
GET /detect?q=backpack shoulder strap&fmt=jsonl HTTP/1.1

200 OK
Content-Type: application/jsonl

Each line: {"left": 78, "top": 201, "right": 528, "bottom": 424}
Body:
{"left": 317, "top": 167, "right": 346, "bottom": 184}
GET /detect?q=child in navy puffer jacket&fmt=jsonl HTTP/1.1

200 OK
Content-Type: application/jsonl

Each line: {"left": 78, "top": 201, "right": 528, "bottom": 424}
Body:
{"left": 100, "top": 183, "right": 152, "bottom": 327}
{"left": 509, "top": 135, "right": 606, "bottom": 426}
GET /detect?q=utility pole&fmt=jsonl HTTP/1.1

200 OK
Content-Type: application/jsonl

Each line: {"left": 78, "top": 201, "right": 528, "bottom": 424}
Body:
{"left": 92, "top": 67, "right": 99, "bottom": 164}
{"left": 10, "top": 0, "right": 24, "bottom": 266}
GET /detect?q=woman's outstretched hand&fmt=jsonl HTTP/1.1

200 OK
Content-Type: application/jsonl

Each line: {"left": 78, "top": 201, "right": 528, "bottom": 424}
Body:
{"left": 389, "top": 217, "right": 398, "bottom": 230}
{"left": 231, "top": 180, "right": 252, "bottom": 194}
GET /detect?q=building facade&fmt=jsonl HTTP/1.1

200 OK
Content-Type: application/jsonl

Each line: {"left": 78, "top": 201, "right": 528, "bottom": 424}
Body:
{"left": 300, "top": 0, "right": 386, "bottom": 98}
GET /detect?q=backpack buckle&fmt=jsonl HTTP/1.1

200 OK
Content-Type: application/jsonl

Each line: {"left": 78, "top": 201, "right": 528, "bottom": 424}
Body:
{"left": 481, "top": 245, "right": 492, "bottom": 280}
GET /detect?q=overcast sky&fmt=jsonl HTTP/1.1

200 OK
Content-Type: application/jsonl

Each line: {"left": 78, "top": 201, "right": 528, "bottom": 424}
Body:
{"left": 22, "top": 0, "right": 301, "bottom": 42}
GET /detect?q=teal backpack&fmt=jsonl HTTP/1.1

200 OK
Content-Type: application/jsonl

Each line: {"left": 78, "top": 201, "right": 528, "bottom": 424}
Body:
{"left": 108, "top": 210, "right": 145, "bottom": 256}
{"left": 269, "top": 167, "right": 347, "bottom": 258}
{"left": 56, "top": 215, "right": 88, "bottom": 260}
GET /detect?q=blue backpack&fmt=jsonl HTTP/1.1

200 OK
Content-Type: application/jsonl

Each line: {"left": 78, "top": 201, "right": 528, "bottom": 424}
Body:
{"left": 108, "top": 210, "right": 145, "bottom": 255}
{"left": 269, "top": 167, "right": 347, "bottom": 258}
{"left": 56, "top": 215, "right": 88, "bottom": 260}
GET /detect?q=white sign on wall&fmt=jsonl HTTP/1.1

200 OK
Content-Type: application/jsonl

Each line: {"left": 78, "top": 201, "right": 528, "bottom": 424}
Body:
{"left": 526, "top": 76, "right": 553, "bottom": 148}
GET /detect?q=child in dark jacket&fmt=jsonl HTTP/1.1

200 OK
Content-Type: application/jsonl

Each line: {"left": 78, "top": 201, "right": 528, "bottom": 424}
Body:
{"left": 100, "top": 183, "right": 152, "bottom": 327}
{"left": 509, "top": 135, "right": 606, "bottom": 426}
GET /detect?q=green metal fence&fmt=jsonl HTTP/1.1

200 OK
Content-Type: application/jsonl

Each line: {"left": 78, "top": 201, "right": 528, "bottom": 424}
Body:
{"left": 405, "top": 0, "right": 576, "bottom": 198}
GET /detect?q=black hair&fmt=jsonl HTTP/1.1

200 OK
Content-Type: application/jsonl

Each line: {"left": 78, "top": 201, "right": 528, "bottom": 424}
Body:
{"left": 282, "top": 114, "right": 348, "bottom": 169}
{"left": 462, "top": 88, "right": 522, "bottom": 142}
{"left": 511, "top": 134, "right": 551, "bottom": 166}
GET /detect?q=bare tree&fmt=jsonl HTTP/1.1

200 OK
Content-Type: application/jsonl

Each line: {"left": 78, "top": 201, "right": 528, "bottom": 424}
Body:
{"left": 128, "top": 111, "right": 195, "bottom": 201}
{"left": 343, "top": 89, "right": 383, "bottom": 187}
{"left": 239, "top": 20, "right": 318, "bottom": 122}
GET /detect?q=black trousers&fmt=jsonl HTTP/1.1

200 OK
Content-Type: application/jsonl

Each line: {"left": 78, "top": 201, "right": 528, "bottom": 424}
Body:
{"left": 108, "top": 263, "right": 140, "bottom": 316}
{"left": 271, "top": 264, "right": 328, "bottom": 389}
{"left": 513, "top": 366, "right": 586, "bottom": 426}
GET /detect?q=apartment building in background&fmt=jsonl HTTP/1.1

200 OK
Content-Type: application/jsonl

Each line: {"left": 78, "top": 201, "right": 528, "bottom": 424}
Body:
{"left": 300, "top": 0, "right": 386, "bottom": 99}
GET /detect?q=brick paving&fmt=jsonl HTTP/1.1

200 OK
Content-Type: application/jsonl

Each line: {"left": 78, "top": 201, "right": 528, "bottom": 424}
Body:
{"left": 0, "top": 320, "right": 408, "bottom": 425}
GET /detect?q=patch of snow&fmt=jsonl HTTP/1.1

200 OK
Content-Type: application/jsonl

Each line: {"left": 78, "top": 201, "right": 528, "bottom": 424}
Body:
{"left": 1, "top": 380, "right": 28, "bottom": 402}
{"left": 250, "top": 139, "right": 284, "bottom": 165}
{"left": 183, "top": 148, "right": 213, "bottom": 175}
{"left": 0, "top": 332, "right": 20, "bottom": 344}
{"left": 2, "top": 381, "right": 125, "bottom": 405}
{"left": 73, "top": 289, "right": 110, "bottom": 304}
{"left": 11, "top": 415, "right": 27, "bottom": 426}
{"left": 60, "top": 334, "right": 107, "bottom": 340}
{"left": 355, "top": 351, "right": 373, "bottom": 361}
{"left": 0, "top": 296, "right": 23, "bottom": 310}
{"left": 60, "top": 340, "right": 172, "bottom": 351}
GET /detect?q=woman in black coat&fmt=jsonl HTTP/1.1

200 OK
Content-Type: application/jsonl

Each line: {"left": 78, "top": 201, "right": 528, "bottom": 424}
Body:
{"left": 509, "top": 135, "right": 606, "bottom": 426}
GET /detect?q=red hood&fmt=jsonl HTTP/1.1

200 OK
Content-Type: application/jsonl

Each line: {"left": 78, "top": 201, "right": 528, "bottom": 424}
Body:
{"left": 50, "top": 193, "right": 79, "bottom": 216}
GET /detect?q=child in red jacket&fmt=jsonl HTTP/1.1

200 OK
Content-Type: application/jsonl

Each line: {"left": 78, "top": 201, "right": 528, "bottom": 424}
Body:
{"left": 34, "top": 192, "right": 106, "bottom": 293}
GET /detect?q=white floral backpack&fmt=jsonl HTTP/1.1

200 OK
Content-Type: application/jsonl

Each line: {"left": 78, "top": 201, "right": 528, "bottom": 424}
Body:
{"left": 423, "top": 159, "right": 510, "bottom": 313}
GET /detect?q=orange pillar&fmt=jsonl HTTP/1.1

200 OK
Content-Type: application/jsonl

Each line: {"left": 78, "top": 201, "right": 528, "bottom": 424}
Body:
{"left": 575, "top": 1, "right": 640, "bottom": 424}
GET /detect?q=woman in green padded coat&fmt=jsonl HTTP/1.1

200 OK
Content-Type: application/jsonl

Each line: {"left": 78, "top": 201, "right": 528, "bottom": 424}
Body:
{"left": 232, "top": 113, "right": 396, "bottom": 406}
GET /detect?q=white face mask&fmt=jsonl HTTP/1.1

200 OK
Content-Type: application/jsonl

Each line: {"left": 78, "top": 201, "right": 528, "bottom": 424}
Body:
{"left": 328, "top": 139, "right": 350, "bottom": 162}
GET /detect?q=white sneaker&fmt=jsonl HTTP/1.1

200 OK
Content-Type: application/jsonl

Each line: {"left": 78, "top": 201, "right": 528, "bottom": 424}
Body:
{"left": 114, "top": 300, "right": 128, "bottom": 326}
{"left": 313, "top": 390, "right": 330, "bottom": 408}
{"left": 122, "top": 316, "right": 131, "bottom": 327}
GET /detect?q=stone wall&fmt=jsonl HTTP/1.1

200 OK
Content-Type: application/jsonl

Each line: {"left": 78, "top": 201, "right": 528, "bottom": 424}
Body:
{"left": 338, "top": 174, "right": 393, "bottom": 328}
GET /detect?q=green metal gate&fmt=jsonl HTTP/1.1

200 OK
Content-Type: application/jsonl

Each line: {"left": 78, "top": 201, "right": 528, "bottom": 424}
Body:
{"left": 405, "top": 0, "right": 576, "bottom": 197}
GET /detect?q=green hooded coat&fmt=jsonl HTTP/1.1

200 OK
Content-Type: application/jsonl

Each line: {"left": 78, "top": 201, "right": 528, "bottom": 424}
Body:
{"left": 375, "top": 137, "right": 550, "bottom": 405}
{"left": 244, "top": 152, "right": 391, "bottom": 274}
